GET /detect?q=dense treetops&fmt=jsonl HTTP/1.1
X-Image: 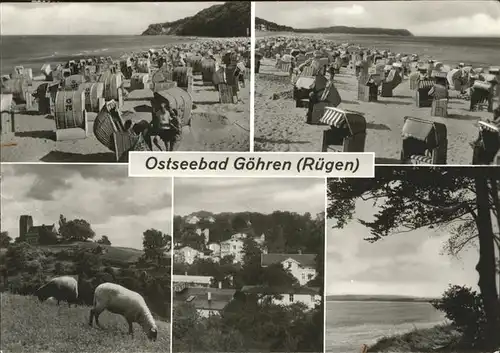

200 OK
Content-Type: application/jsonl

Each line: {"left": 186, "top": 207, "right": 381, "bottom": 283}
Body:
{"left": 142, "top": 1, "right": 250, "bottom": 37}
{"left": 256, "top": 16, "right": 414, "bottom": 37}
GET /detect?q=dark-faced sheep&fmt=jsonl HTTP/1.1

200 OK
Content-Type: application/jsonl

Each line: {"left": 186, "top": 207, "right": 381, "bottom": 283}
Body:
{"left": 89, "top": 282, "right": 157, "bottom": 341}
{"left": 35, "top": 276, "right": 78, "bottom": 307}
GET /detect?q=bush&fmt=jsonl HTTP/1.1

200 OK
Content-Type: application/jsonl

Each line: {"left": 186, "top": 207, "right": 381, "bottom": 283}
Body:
{"left": 431, "top": 285, "right": 487, "bottom": 347}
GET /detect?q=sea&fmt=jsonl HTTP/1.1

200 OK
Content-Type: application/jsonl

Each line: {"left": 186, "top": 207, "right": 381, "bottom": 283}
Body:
{"left": 325, "top": 300, "right": 448, "bottom": 353}
{"left": 2, "top": 34, "right": 499, "bottom": 76}
{"left": 0, "top": 35, "right": 196, "bottom": 75}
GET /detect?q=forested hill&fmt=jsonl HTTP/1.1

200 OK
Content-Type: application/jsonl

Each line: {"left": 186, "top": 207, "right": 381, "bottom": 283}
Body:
{"left": 256, "top": 16, "right": 413, "bottom": 37}
{"left": 142, "top": 1, "right": 250, "bottom": 37}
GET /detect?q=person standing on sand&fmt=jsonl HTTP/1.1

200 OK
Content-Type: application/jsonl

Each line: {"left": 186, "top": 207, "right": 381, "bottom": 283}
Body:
{"left": 151, "top": 102, "right": 181, "bottom": 152}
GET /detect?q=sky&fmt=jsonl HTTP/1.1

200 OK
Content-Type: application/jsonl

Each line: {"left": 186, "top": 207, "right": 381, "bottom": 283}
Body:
{"left": 0, "top": 165, "right": 171, "bottom": 250}
{"left": 0, "top": 2, "right": 224, "bottom": 35}
{"left": 174, "top": 178, "right": 325, "bottom": 217}
{"left": 256, "top": 1, "right": 500, "bottom": 37}
{"left": 326, "top": 197, "right": 486, "bottom": 298}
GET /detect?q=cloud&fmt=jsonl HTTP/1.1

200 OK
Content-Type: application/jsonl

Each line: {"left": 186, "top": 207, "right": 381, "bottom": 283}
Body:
{"left": 326, "top": 199, "right": 481, "bottom": 297}
{"left": 256, "top": 1, "right": 500, "bottom": 36}
{"left": 1, "top": 165, "right": 171, "bottom": 250}
{"left": 174, "top": 178, "right": 325, "bottom": 216}
{"left": 409, "top": 13, "right": 500, "bottom": 37}
{"left": 0, "top": 2, "right": 224, "bottom": 35}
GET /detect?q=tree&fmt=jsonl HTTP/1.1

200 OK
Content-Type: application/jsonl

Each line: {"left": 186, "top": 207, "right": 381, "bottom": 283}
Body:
{"left": 59, "top": 217, "right": 95, "bottom": 242}
{"left": 0, "top": 231, "right": 12, "bottom": 248}
{"left": 96, "top": 235, "right": 111, "bottom": 246}
{"left": 142, "top": 229, "right": 171, "bottom": 266}
{"left": 231, "top": 215, "right": 248, "bottom": 233}
{"left": 38, "top": 227, "right": 59, "bottom": 245}
{"left": 327, "top": 167, "right": 500, "bottom": 348}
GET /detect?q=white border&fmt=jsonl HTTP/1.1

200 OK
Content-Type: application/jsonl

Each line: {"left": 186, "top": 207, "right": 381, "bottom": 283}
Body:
{"left": 250, "top": 1, "right": 256, "bottom": 152}
{"left": 323, "top": 176, "right": 327, "bottom": 353}
{"left": 127, "top": 151, "right": 376, "bottom": 178}
{"left": 169, "top": 176, "right": 174, "bottom": 353}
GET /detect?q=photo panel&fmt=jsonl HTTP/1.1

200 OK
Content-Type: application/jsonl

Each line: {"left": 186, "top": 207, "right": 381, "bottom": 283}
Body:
{"left": 254, "top": 1, "right": 500, "bottom": 165}
{"left": 325, "top": 166, "right": 500, "bottom": 352}
{"left": 0, "top": 164, "right": 172, "bottom": 352}
{"left": 1, "top": 1, "right": 251, "bottom": 163}
{"left": 172, "top": 177, "right": 325, "bottom": 352}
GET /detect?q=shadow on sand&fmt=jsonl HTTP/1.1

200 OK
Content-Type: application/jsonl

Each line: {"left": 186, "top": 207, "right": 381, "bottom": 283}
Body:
{"left": 378, "top": 100, "right": 413, "bottom": 106}
{"left": 375, "top": 157, "right": 402, "bottom": 164}
{"left": 446, "top": 113, "right": 480, "bottom": 121}
{"left": 40, "top": 151, "right": 115, "bottom": 163}
{"left": 15, "top": 130, "right": 56, "bottom": 140}
{"left": 254, "top": 137, "right": 311, "bottom": 146}
{"left": 367, "top": 122, "right": 391, "bottom": 131}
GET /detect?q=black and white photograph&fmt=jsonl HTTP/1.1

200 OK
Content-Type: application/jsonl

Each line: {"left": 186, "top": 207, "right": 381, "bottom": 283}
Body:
{"left": 325, "top": 167, "right": 500, "bottom": 352}
{"left": 254, "top": 1, "right": 500, "bottom": 165}
{"left": 0, "top": 165, "right": 172, "bottom": 353}
{"left": 1, "top": 1, "right": 251, "bottom": 163}
{"left": 172, "top": 178, "right": 325, "bottom": 352}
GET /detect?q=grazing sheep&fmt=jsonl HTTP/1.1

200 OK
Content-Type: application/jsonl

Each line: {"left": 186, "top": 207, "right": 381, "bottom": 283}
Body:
{"left": 35, "top": 276, "right": 78, "bottom": 307}
{"left": 89, "top": 282, "right": 157, "bottom": 341}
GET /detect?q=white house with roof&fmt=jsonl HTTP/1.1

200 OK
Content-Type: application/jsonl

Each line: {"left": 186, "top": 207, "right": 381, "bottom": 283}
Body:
{"left": 175, "top": 246, "right": 204, "bottom": 265}
{"left": 261, "top": 253, "right": 317, "bottom": 286}
{"left": 241, "top": 286, "right": 321, "bottom": 310}
{"left": 186, "top": 215, "right": 200, "bottom": 224}
{"left": 220, "top": 236, "right": 245, "bottom": 263}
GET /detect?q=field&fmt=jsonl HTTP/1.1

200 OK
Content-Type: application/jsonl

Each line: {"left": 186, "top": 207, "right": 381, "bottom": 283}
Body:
{"left": 1, "top": 293, "right": 171, "bottom": 353}
{"left": 38, "top": 241, "right": 145, "bottom": 266}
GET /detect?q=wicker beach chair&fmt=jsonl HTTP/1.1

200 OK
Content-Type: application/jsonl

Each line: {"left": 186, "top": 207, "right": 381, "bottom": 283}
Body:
{"left": 470, "top": 81, "right": 494, "bottom": 112}
{"left": 471, "top": 120, "right": 500, "bottom": 165}
{"left": 358, "top": 74, "right": 379, "bottom": 102}
{"left": 400, "top": 116, "right": 448, "bottom": 165}
{"left": 93, "top": 100, "right": 150, "bottom": 161}
{"left": 415, "top": 79, "right": 435, "bottom": 108}
{"left": 320, "top": 106, "right": 367, "bottom": 152}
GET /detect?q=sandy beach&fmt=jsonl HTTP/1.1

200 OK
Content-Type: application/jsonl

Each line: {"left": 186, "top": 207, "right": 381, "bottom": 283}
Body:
{"left": 1, "top": 35, "right": 250, "bottom": 163}
{"left": 1, "top": 72, "right": 249, "bottom": 163}
{"left": 254, "top": 57, "right": 497, "bottom": 164}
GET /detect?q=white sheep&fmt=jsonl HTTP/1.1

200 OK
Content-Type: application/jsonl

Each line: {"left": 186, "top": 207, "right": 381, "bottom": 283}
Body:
{"left": 89, "top": 282, "right": 157, "bottom": 341}
{"left": 35, "top": 275, "right": 78, "bottom": 307}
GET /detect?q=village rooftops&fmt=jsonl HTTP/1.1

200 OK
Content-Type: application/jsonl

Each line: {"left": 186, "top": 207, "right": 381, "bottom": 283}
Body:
{"left": 173, "top": 274, "right": 213, "bottom": 285}
{"left": 261, "top": 253, "right": 317, "bottom": 268}
{"left": 175, "top": 287, "right": 236, "bottom": 311}
{"left": 241, "top": 286, "right": 321, "bottom": 295}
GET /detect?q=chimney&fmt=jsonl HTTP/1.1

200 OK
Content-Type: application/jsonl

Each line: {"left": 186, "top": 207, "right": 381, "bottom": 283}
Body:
{"left": 207, "top": 291, "right": 212, "bottom": 302}
{"left": 218, "top": 281, "right": 222, "bottom": 289}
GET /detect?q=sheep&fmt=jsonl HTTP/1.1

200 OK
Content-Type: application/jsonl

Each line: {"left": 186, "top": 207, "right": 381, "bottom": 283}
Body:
{"left": 35, "top": 275, "right": 78, "bottom": 307}
{"left": 89, "top": 282, "right": 157, "bottom": 341}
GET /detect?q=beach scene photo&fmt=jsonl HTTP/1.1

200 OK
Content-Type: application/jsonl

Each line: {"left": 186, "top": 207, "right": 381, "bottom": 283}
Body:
{"left": 254, "top": 1, "right": 500, "bottom": 165}
{"left": 0, "top": 1, "right": 250, "bottom": 163}
{"left": 0, "top": 165, "right": 173, "bottom": 353}
{"left": 326, "top": 167, "right": 500, "bottom": 352}
{"left": 171, "top": 178, "right": 325, "bottom": 352}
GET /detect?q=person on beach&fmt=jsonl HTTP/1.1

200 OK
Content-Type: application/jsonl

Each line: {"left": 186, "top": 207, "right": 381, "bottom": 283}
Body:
{"left": 151, "top": 101, "right": 181, "bottom": 152}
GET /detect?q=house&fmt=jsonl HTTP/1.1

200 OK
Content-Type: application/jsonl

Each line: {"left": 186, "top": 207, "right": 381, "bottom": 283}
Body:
{"left": 175, "top": 286, "right": 236, "bottom": 318}
{"left": 207, "top": 216, "right": 215, "bottom": 223}
{"left": 172, "top": 274, "right": 213, "bottom": 292}
{"left": 174, "top": 246, "right": 204, "bottom": 265}
{"left": 220, "top": 236, "right": 245, "bottom": 263}
{"left": 186, "top": 215, "right": 200, "bottom": 225}
{"left": 19, "top": 215, "right": 57, "bottom": 244}
{"left": 261, "top": 253, "right": 317, "bottom": 286}
{"left": 241, "top": 286, "right": 321, "bottom": 310}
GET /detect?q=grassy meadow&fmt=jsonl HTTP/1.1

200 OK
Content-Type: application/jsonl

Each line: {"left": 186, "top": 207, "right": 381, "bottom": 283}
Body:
{"left": 1, "top": 293, "right": 170, "bottom": 353}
